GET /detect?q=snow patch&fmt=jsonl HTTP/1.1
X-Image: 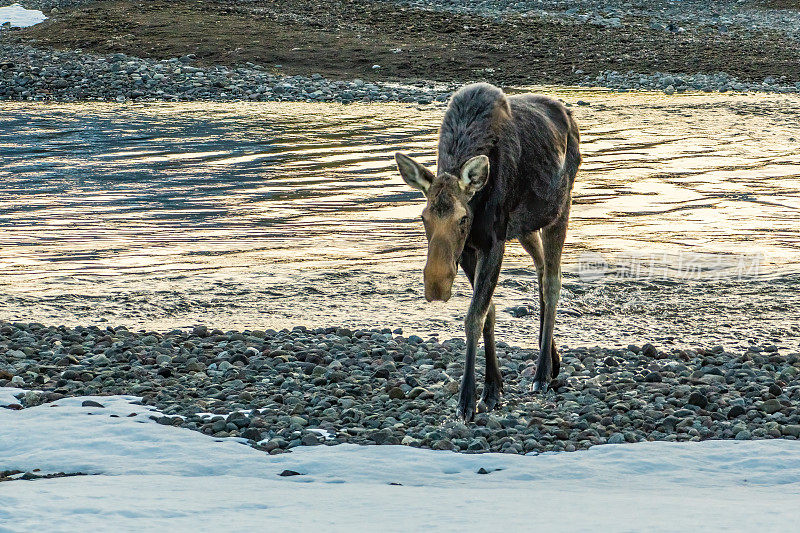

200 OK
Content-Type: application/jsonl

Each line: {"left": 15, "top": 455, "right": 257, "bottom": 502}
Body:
{"left": 1, "top": 392, "right": 800, "bottom": 531}
{"left": 0, "top": 3, "right": 46, "bottom": 28}
{"left": 308, "top": 428, "right": 335, "bottom": 440}
{"left": 0, "top": 386, "right": 23, "bottom": 407}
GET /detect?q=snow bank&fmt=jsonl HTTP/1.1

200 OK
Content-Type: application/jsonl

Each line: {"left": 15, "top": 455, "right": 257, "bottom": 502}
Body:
{"left": 0, "top": 386, "right": 22, "bottom": 407}
{"left": 1, "top": 389, "right": 799, "bottom": 531}
{"left": 0, "top": 3, "right": 46, "bottom": 28}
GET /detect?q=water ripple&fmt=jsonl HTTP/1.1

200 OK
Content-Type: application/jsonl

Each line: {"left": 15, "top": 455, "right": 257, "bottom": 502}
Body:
{"left": 0, "top": 93, "right": 799, "bottom": 347}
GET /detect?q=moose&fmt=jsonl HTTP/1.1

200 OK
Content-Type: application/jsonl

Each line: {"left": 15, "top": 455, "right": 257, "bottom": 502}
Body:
{"left": 395, "top": 83, "right": 581, "bottom": 421}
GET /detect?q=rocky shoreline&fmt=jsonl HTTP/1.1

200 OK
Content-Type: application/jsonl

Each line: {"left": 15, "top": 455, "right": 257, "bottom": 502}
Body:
{"left": 2, "top": 321, "right": 799, "bottom": 455}
{"left": 16, "top": 0, "right": 800, "bottom": 39}
{"left": 3, "top": 0, "right": 800, "bottom": 103}
{"left": 581, "top": 70, "right": 800, "bottom": 95}
{"left": 2, "top": 40, "right": 799, "bottom": 105}
{"left": 0, "top": 42, "right": 455, "bottom": 104}
{"left": 395, "top": 0, "right": 800, "bottom": 40}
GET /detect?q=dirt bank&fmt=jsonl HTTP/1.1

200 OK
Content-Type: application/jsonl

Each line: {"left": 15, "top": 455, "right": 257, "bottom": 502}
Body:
{"left": 8, "top": 0, "right": 800, "bottom": 87}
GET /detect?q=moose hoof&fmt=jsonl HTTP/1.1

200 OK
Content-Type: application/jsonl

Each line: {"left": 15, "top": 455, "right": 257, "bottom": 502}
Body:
{"left": 479, "top": 382, "right": 502, "bottom": 412}
{"left": 457, "top": 399, "right": 476, "bottom": 422}
{"left": 532, "top": 379, "right": 549, "bottom": 394}
{"left": 551, "top": 346, "right": 561, "bottom": 379}
{"left": 457, "top": 385, "right": 476, "bottom": 422}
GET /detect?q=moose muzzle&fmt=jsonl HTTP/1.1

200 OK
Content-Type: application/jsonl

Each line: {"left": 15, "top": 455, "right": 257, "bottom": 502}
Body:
{"left": 423, "top": 239, "right": 457, "bottom": 302}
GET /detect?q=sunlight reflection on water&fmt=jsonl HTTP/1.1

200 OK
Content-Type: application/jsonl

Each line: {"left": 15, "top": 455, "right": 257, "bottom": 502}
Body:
{"left": 1, "top": 90, "right": 799, "bottom": 348}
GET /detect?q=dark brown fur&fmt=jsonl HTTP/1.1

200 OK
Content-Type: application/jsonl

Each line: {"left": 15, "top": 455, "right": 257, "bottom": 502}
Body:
{"left": 396, "top": 82, "right": 581, "bottom": 420}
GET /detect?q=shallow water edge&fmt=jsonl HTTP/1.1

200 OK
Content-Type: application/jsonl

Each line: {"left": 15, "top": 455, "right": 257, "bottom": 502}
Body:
{"left": 1, "top": 91, "right": 799, "bottom": 351}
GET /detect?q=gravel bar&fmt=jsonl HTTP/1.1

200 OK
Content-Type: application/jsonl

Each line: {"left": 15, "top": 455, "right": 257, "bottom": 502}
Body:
{"left": 2, "top": 321, "right": 799, "bottom": 455}
{"left": 19, "top": 0, "right": 800, "bottom": 39}
{"left": 0, "top": 42, "right": 454, "bottom": 104}
{"left": 579, "top": 70, "right": 800, "bottom": 95}
{"left": 2, "top": 40, "right": 798, "bottom": 104}
{"left": 392, "top": 0, "right": 800, "bottom": 39}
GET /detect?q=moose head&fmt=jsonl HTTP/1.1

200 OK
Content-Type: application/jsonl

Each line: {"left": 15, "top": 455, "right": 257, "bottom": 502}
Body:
{"left": 395, "top": 152, "right": 490, "bottom": 302}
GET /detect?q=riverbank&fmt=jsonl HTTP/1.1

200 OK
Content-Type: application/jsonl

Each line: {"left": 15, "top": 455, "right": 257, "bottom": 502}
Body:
{"left": 2, "top": 321, "right": 798, "bottom": 455}
{"left": 0, "top": 42, "right": 454, "bottom": 103}
{"left": 3, "top": 38, "right": 798, "bottom": 104}
{"left": 2, "top": 0, "right": 799, "bottom": 103}
{"left": 4, "top": 396, "right": 800, "bottom": 529}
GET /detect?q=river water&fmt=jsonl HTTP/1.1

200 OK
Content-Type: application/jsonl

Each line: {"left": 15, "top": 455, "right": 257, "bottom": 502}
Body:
{"left": 1, "top": 90, "right": 799, "bottom": 351}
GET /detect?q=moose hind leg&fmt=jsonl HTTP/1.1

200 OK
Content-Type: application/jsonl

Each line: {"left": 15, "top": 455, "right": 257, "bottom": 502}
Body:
{"left": 518, "top": 230, "right": 546, "bottom": 344}
{"left": 533, "top": 216, "right": 568, "bottom": 393}
{"left": 519, "top": 231, "right": 560, "bottom": 391}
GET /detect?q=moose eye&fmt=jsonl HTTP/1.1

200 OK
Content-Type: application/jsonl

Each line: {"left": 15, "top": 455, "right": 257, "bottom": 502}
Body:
{"left": 459, "top": 216, "right": 469, "bottom": 230}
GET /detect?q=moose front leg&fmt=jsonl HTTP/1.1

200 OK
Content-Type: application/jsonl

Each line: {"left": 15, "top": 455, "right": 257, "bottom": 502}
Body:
{"left": 459, "top": 250, "right": 503, "bottom": 413}
{"left": 479, "top": 302, "right": 503, "bottom": 412}
{"left": 458, "top": 241, "right": 505, "bottom": 421}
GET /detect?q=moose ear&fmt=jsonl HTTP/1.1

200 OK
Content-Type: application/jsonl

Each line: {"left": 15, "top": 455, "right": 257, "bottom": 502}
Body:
{"left": 459, "top": 155, "right": 490, "bottom": 195}
{"left": 395, "top": 152, "right": 434, "bottom": 193}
